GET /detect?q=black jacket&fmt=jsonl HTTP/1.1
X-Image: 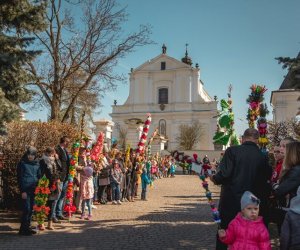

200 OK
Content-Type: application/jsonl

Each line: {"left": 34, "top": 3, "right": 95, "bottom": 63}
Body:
{"left": 274, "top": 165, "right": 300, "bottom": 208}
{"left": 280, "top": 211, "right": 300, "bottom": 250}
{"left": 213, "top": 141, "right": 272, "bottom": 227}
{"left": 55, "top": 145, "right": 70, "bottom": 182}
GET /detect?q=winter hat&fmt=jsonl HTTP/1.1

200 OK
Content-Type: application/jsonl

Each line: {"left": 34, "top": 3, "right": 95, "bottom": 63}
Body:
{"left": 26, "top": 146, "right": 37, "bottom": 156}
{"left": 83, "top": 165, "right": 93, "bottom": 177}
{"left": 240, "top": 191, "right": 260, "bottom": 210}
{"left": 290, "top": 186, "right": 300, "bottom": 214}
{"left": 112, "top": 159, "right": 119, "bottom": 165}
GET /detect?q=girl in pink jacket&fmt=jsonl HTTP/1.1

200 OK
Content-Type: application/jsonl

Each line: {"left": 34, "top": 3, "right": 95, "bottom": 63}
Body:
{"left": 218, "top": 191, "right": 271, "bottom": 250}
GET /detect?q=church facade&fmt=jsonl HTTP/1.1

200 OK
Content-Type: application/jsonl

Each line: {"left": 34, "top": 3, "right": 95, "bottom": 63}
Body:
{"left": 110, "top": 45, "right": 218, "bottom": 151}
{"left": 271, "top": 52, "right": 300, "bottom": 122}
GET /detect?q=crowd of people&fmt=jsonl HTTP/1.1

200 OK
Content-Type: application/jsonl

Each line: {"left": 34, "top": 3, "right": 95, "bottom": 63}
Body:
{"left": 210, "top": 128, "right": 300, "bottom": 250}
{"left": 16, "top": 136, "right": 177, "bottom": 236}
{"left": 15, "top": 128, "right": 300, "bottom": 249}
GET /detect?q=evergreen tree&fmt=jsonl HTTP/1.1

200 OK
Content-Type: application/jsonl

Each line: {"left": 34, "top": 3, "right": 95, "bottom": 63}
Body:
{"left": 0, "top": 0, "right": 46, "bottom": 134}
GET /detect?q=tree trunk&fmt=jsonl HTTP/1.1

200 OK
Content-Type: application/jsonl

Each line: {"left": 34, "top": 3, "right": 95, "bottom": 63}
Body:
{"left": 50, "top": 97, "right": 60, "bottom": 121}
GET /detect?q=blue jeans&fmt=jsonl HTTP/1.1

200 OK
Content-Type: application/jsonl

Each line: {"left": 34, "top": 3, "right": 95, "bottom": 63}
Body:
{"left": 53, "top": 181, "right": 67, "bottom": 218}
{"left": 20, "top": 191, "right": 34, "bottom": 232}
{"left": 93, "top": 175, "right": 99, "bottom": 201}
{"left": 141, "top": 180, "right": 148, "bottom": 200}
{"left": 111, "top": 182, "right": 120, "bottom": 201}
{"left": 82, "top": 199, "right": 92, "bottom": 216}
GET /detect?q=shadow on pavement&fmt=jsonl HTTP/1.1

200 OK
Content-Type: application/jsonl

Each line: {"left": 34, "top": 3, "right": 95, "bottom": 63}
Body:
{"left": 0, "top": 202, "right": 218, "bottom": 250}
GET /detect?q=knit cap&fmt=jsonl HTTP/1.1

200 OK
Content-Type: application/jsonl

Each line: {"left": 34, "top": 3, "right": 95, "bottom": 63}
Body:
{"left": 26, "top": 146, "right": 37, "bottom": 156}
{"left": 240, "top": 191, "right": 260, "bottom": 210}
{"left": 83, "top": 165, "right": 93, "bottom": 177}
{"left": 290, "top": 186, "right": 300, "bottom": 214}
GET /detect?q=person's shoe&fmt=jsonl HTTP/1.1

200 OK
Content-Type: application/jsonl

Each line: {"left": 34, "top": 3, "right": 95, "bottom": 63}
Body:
{"left": 117, "top": 200, "right": 122, "bottom": 205}
{"left": 76, "top": 210, "right": 82, "bottom": 214}
{"left": 57, "top": 215, "right": 68, "bottom": 220}
{"left": 91, "top": 204, "right": 97, "bottom": 209}
{"left": 112, "top": 200, "right": 117, "bottom": 205}
{"left": 100, "top": 199, "right": 106, "bottom": 204}
{"left": 124, "top": 198, "right": 129, "bottom": 202}
{"left": 52, "top": 218, "right": 61, "bottom": 223}
{"left": 87, "top": 215, "right": 92, "bottom": 220}
{"left": 19, "top": 230, "right": 33, "bottom": 236}
{"left": 47, "top": 221, "right": 55, "bottom": 230}
{"left": 80, "top": 213, "right": 86, "bottom": 219}
{"left": 38, "top": 224, "right": 45, "bottom": 231}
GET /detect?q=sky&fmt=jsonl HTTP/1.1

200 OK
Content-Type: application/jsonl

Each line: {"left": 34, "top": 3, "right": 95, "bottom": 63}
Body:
{"left": 25, "top": 0, "right": 300, "bottom": 136}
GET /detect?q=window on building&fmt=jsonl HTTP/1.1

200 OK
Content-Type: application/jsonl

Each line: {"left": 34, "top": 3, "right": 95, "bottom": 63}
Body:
{"left": 159, "top": 119, "right": 166, "bottom": 136}
{"left": 158, "top": 88, "right": 168, "bottom": 104}
{"left": 161, "top": 62, "right": 166, "bottom": 70}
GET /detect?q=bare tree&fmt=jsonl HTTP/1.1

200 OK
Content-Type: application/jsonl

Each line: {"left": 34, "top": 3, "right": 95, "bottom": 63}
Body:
{"left": 268, "top": 119, "right": 300, "bottom": 146}
{"left": 28, "top": 0, "right": 152, "bottom": 121}
{"left": 175, "top": 122, "right": 203, "bottom": 150}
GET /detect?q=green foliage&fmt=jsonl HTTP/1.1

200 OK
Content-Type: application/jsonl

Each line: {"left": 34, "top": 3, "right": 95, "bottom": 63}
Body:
{"left": 0, "top": 120, "right": 78, "bottom": 209}
{"left": 0, "top": 0, "right": 46, "bottom": 134}
{"left": 219, "top": 115, "right": 231, "bottom": 129}
{"left": 276, "top": 56, "right": 300, "bottom": 71}
{"left": 213, "top": 98, "right": 239, "bottom": 146}
{"left": 220, "top": 99, "right": 230, "bottom": 109}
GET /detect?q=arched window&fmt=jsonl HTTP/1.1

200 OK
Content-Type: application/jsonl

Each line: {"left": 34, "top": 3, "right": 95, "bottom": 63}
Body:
{"left": 158, "top": 88, "right": 168, "bottom": 104}
{"left": 159, "top": 119, "right": 166, "bottom": 136}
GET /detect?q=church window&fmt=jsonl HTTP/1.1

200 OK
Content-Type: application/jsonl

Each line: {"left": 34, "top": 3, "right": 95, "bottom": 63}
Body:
{"left": 158, "top": 88, "right": 168, "bottom": 104}
{"left": 161, "top": 62, "right": 166, "bottom": 70}
{"left": 159, "top": 119, "right": 166, "bottom": 136}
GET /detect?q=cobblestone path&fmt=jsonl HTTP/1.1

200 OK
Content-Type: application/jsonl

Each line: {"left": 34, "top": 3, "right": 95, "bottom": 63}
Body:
{"left": 0, "top": 174, "right": 279, "bottom": 249}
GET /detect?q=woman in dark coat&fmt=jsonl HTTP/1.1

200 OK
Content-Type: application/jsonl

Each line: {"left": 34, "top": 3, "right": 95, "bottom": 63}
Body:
{"left": 17, "top": 146, "right": 41, "bottom": 236}
{"left": 273, "top": 141, "right": 300, "bottom": 234}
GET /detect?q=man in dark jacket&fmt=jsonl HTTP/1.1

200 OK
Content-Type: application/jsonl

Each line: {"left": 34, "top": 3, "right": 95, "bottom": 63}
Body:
{"left": 210, "top": 128, "right": 272, "bottom": 250}
{"left": 53, "top": 136, "right": 70, "bottom": 221}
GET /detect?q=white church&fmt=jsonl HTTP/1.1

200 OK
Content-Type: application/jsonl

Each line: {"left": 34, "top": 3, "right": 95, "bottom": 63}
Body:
{"left": 95, "top": 45, "right": 218, "bottom": 152}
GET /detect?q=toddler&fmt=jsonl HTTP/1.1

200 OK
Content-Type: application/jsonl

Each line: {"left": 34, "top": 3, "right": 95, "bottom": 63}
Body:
{"left": 80, "top": 164, "right": 94, "bottom": 220}
{"left": 218, "top": 191, "right": 271, "bottom": 250}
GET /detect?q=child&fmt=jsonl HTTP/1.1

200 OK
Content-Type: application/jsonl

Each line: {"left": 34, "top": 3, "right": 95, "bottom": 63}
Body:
{"left": 80, "top": 164, "right": 94, "bottom": 220}
{"left": 280, "top": 186, "right": 300, "bottom": 250}
{"left": 141, "top": 166, "right": 151, "bottom": 201}
{"left": 17, "top": 146, "right": 41, "bottom": 236}
{"left": 218, "top": 191, "right": 271, "bottom": 250}
{"left": 110, "top": 159, "right": 123, "bottom": 205}
{"left": 170, "top": 159, "right": 176, "bottom": 177}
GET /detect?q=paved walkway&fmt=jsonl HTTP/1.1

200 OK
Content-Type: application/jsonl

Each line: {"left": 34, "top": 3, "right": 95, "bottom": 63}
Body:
{"left": 0, "top": 174, "right": 279, "bottom": 249}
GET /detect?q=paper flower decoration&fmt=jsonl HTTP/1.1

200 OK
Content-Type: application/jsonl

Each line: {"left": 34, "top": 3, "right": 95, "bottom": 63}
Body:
{"left": 33, "top": 175, "right": 50, "bottom": 227}
{"left": 90, "top": 132, "right": 104, "bottom": 162}
{"left": 199, "top": 175, "right": 221, "bottom": 225}
{"left": 246, "top": 84, "right": 267, "bottom": 128}
{"left": 63, "top": 140, "right": 80, "bottom": 217}
{"left": 136, "top": 113, "right": 152, "bottom": 155}
{"left": 213, "top": 97, "right": 239, "bottom": 146}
